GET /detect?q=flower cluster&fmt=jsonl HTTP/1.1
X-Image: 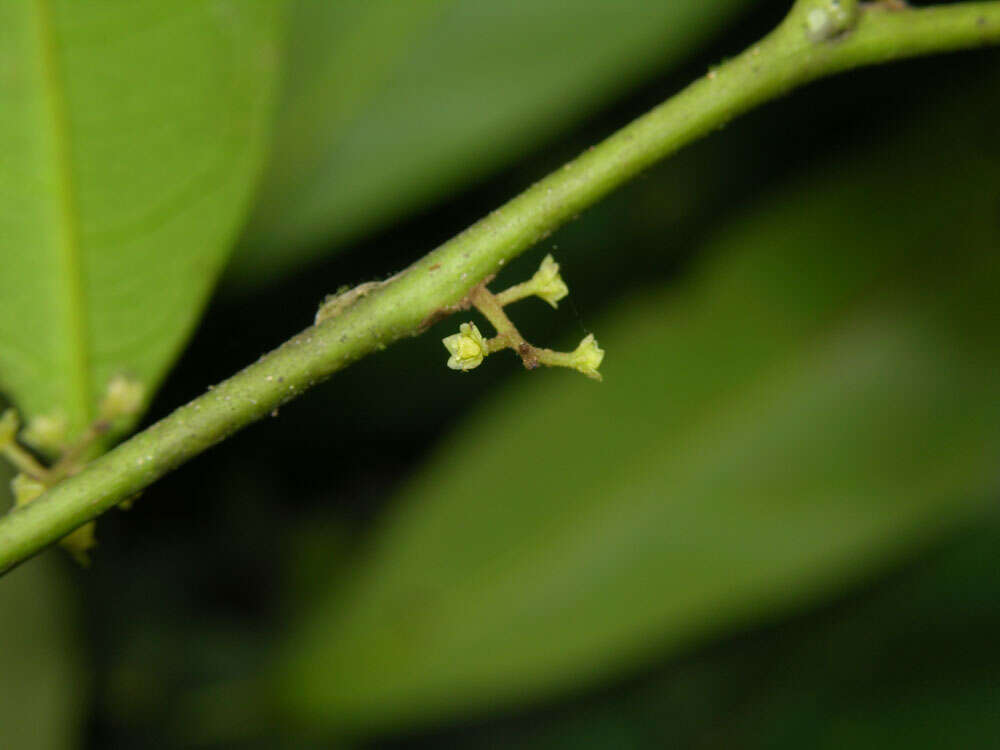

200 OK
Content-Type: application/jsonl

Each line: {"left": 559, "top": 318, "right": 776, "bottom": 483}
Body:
{"left": 441, "top": 254, "right": 603, "bottom": 381}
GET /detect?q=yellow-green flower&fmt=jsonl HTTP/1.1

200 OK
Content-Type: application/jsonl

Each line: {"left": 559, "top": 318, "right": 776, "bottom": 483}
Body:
{"left": 22, "top": 413, "right": 67, "bottom": 454}
{"left": 570, "top": 334, "right": 604, "bottom": 380}
{"left": 99, "top": 375, "right": 146, "bottom": 421}
{"left": 442, "top": 322, "right": 488, "bottom": 371}
{"left": 531, "top": 254, "right": 569, "bottom": 308}
{"left": 10, "top": 472, "right": 44, "bottom": 507}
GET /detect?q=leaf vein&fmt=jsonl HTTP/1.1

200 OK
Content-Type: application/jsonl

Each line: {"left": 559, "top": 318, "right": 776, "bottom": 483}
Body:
{"left": 33, "top": 0, "right": 92, "bottom": 429}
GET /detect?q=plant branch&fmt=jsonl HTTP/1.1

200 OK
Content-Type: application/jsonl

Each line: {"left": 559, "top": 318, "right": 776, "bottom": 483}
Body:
{"left": 2, "top": 0, "right": 1000, "bottom": 573}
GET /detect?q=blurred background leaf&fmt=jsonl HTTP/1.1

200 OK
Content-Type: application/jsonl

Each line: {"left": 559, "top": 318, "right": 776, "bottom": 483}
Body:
{"left": 0, "top": 461, "right": 84, "bottom": 749}
{"left": 0, "top": 0, "right": 285, "bottom": 437}
{"left": 411, "top": 512, "right": 1000, "bottom": 749}
{"left": 228, "top": 0, "right": 755, "bottom": 287}
{"left": 274, "top": 63, "right": 1000, "bottom": 736}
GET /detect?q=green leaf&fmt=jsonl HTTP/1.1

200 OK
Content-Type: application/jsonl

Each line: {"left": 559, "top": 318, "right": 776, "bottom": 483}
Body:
{"left": 0, "top": 0, "right": 285, "bottom": 438}
{"left": 229, "top": 0, "right": 753, "bottom": 286}
{"left": 0, "top": 467, "right": 84, "bottom": 749}
{"left": 756, "top": 519, "right": 1000, "bottom": 750}
{"left": 274, "top": 78, "right": 1000, "bottom": 735}
{"left": 458, "top": 516, "right": 1000, "bottom": 749}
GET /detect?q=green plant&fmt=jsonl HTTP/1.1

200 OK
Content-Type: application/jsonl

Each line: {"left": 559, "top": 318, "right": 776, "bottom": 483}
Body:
{"left": 2, "top": 0, "right": 1000, "bottom": 746}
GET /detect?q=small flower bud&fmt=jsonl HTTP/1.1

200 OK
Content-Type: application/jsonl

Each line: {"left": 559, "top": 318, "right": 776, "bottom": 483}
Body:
{"left": 0, "top": 409, "right": 19, "bottom": 447}
{"left": 21, "top": 413, "right": 68, "bottom": 454}
{"left": 442, "top": 322, "right": 488, "bottom": 371}
{"left": 60, "top": 522, "right": 97, "bottom": 567}
{"left": 11, "top": 472, "right": 45, "bottom": 507}
{"left": 531, "top": 254, "right": 569, "bottom": 308}
{"left": 99, "top": 375, "right": 146, "bottom": 421}
{"left": 570, "top": 334, "right": 605, "bottom": 380}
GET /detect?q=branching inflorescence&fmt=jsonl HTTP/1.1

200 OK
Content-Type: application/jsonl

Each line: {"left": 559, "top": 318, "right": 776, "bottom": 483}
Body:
{"left": 442, "top": 255, "right": 604, "bottom": 380}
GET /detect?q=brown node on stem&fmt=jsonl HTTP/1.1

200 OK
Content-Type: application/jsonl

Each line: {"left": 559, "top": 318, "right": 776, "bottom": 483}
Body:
{"left": 517, "top": 343, "right": 540, "bottom": 369}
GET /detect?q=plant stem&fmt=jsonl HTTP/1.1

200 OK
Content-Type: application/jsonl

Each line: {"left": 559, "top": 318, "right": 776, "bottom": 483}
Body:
{"left": 2, "top": 0, "right": 1000, "bottom": 574}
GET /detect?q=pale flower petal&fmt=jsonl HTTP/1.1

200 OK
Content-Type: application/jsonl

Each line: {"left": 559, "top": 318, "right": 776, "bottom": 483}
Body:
{"left": 570, "top": 334, "right": 604, "bottom": 380}
{"left": 442, "top": 322, "right": 487, "bottom": 371}
{"left": 532, "top": 254, "right": 569, "bottom": 308}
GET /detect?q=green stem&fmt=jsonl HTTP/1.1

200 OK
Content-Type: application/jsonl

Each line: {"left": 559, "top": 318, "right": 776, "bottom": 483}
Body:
{"left": 483, "top": 337, "right": 510, "bottom": 355}
{"left": 532, "top": 348, "right": 579, "bottom": 370}
{"left": 2, "top": 0, "right": 1000, "bottom": 574}
{"left": 493, "top": 280, "right": 537, "bottom": 308}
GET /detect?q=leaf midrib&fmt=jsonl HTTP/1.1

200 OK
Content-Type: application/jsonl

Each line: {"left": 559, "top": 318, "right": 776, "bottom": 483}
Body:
{"left": 33, "top": 0, "right": 92, "bottom": 429}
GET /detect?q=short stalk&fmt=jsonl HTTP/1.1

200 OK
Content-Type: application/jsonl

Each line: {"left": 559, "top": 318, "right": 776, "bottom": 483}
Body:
{"left": 1, "top": 444, "right": 50, "bottom": 483}
{"left": 493, "top": 281, "right": 536, "bottom": 307}
{"left": 533, "top": 348, "right": 577, "bottom": 369}
{"left": 469, "top": 286, "right": 539, "bottom": 368}
{"left": 484, "top": 336, "right": 512, "bottom": 355}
